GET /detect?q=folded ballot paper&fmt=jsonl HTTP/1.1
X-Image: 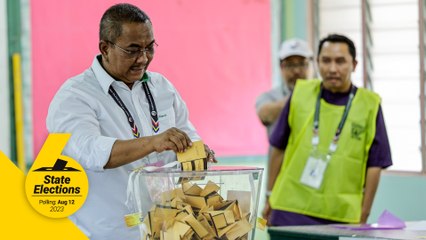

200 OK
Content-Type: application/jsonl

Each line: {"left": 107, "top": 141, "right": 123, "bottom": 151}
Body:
{"left": 333, "top": 210, "right": 406, "bottom": 230}
{"left": 177, "top": 140, "right": 208, "bottom": 172}
{"left": 124, "top": 141, "right": 263, "bottom": 240}
{"left": 131, "top": 181, "right": 253, "bottom": 240}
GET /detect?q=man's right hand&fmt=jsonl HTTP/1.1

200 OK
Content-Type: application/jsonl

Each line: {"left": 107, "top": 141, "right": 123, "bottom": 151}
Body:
{"left": 257, "top": 97, "right": 289, "bottom": 126}
{"left": 262, "top": 199, "right": 271, "bottom": 225}
{"left": 151, "top": 127, "right": 192, "bottom": 153}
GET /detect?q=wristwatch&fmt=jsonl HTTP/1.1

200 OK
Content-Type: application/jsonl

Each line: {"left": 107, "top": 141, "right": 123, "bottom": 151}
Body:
{"left": 265, "top": 190, "right": 272, "bottom": 197}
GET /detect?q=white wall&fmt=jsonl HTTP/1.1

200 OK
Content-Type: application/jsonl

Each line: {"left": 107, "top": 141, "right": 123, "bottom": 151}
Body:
{"left": 21, "top": 0, "right": 33, "bottom": 165}
{"left": 0, "top": 0, "right": 11, "bottom": 158}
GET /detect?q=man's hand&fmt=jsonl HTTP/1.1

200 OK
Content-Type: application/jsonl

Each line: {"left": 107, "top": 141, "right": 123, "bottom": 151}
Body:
{"left": 262, "top": 199, "right": 272, "bottom": 225}
{"left": 151, "top": 127, "right": 193, "bottom": 153}
{"left": 257, "top": 97, "right": 288, "bottom": 126}
{"left": 106, "top": 128, "right": 194, "bottom": 169}
{"left": 204, "top": 144, "right": 217, "bottom": 163}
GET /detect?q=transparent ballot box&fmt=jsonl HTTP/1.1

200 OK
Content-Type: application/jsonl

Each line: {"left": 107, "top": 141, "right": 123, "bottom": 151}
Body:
{"left": 126, "top": 166, "right": 264, "bottom": 240}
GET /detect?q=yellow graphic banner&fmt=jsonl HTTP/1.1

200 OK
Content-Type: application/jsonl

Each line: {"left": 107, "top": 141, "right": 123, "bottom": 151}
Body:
{"left": 25, "top": 134, "right": 88, "bottom": 218}
{"left": 0, "top": 134, "right": 89, "bottom": 239}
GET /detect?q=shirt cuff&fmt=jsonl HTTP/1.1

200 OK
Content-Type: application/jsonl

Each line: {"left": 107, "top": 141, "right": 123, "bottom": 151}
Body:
{"left": 93, "top": 136, "right": 117, "bottom": 171}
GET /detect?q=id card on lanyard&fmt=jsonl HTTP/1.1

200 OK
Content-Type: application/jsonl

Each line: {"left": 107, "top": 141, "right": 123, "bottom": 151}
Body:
{"left": 300, "top": 146, "right": 331, "bottom": 189}
{"left": 300, "top": 85, "right": 356, "bottom": 189}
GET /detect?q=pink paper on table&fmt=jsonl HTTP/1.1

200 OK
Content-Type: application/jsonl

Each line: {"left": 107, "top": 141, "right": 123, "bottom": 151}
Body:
{"left": 332, "top": 210, "right": 406, "bottom": 230}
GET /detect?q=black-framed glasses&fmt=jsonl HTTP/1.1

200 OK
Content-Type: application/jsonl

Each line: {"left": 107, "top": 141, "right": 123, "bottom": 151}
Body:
{"left": 281, "top": 61, "right": 309, "bottom": 70}
{"left": 108, "top": 41, "right": 158, "bottom": 59}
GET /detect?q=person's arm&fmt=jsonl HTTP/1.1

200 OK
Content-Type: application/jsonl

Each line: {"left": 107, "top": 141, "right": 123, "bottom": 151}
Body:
{"left": 105, "top": 127, "right": 192, "bottom": 168}
{"left": 267, "top": 147, "right": 285, "bottom": 194}
{"left": 107, "top": 76, "right": 217, "bottom": 169}
{"left": 262, "top": 98, "right": 291, "bottom": 221}
{"left": 47, "top": 80, "right": 194, "bottom": 170}
{"left": 262, "top": 147, "right": 285, "bottom": 220}
{"left": 264, "top": 94, "right": 292, "bottom": 197}
{"left": 360, "top": 167, "right": 381, "bottom": 223}
{"left": 360, "top": 105, "right": 392, "bottom": 223}
{"left": 257, "top": 96, "right": 289, "bottom": 126}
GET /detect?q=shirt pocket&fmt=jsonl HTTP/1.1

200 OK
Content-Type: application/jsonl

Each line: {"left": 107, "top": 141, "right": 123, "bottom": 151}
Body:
{"left": 156, "top": 107, "right": 176, "bottom": 134}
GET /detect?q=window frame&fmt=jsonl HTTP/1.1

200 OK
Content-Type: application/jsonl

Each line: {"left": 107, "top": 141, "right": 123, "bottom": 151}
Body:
{"left": 310, "top": 0, "right": 426, "bottom": 174}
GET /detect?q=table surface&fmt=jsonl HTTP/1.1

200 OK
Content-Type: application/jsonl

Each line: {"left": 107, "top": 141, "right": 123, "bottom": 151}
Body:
{"left": 268, "top": 221, "right": 426, "bottom": 240}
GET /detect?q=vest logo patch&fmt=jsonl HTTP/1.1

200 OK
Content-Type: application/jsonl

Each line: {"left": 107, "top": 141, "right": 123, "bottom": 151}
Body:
{"left": 351, "top": 123, "right": 365, "bottom": 140}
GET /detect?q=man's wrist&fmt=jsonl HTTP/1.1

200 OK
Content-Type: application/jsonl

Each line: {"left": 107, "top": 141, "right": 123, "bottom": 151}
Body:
{"left": 265, "top": 190, "right": 272, "bottom": 197}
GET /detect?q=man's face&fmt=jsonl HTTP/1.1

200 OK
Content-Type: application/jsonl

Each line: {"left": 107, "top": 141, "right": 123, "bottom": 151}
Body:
{"left": 280, "top": 56, "right": 309, "bottom": 90}
{"left": 317, "top": 42, "right": 357, "bottom": 93}
{"left": 100, "top": 22, "right": 155, "bottom": 85}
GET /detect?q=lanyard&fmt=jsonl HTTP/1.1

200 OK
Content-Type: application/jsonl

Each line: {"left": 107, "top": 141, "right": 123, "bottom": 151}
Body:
{"left": 312, "top": 84, "right": 356, "bottom": 153}
{"left": 109, "top": 86, "right": 140, "bottom": 138}
{"left": 108, "top": 81, "right": 160, "bottom": 138}
{"left": 141, "top": 81, "right": 159, "bottom": 133}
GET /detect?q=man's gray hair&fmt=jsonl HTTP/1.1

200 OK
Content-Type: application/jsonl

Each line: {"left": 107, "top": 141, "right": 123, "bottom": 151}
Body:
{"left": 99, "top": 3, "right": 151, "bottom": 42}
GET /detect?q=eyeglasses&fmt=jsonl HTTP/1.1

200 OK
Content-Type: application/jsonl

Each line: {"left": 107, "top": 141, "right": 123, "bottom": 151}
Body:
{"left": 281, "top": 62, "right": 309, "bottom": 70}
{"left": 108, "top": 41, "right": 158, "bottom": 59}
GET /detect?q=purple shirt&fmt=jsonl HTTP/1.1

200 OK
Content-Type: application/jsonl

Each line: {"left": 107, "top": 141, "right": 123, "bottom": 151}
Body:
{"left": 268, "top": 86, "right": 392, "bottom": 226}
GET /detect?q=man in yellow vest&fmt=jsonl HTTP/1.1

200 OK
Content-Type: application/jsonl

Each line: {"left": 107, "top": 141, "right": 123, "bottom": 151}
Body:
{"left": 263, "top": 34, "right": 392, "bottom": 226}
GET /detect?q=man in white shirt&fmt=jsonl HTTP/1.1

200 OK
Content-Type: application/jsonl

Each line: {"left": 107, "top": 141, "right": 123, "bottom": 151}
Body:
{"left": 46, "top": 3, "right": 215, "bottom": 240}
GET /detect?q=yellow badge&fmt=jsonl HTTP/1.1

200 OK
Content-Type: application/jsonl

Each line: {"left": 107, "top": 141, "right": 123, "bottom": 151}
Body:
{"left": 25, "top": 133, "right": 88, "bottom": 218}
{"left": 256, "top": 217, "right": 267, "bottom": 231}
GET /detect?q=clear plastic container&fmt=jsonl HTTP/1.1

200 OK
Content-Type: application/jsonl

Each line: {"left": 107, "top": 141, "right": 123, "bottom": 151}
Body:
{"left": 126, "top": 166, "right": 264, "bottom": 240}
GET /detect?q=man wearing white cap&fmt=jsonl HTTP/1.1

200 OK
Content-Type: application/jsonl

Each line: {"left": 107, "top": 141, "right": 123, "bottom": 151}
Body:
{"left": 256, "top": 38, "right": 313, "bottom": 139}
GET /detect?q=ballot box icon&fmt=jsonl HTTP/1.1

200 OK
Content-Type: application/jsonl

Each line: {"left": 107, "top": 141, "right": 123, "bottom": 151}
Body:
{"left": 33, "top": 159, "right": 80, "bottom": 172}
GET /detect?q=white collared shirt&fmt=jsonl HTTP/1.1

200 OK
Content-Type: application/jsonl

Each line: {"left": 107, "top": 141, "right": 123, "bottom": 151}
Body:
{"left": 46, "top": 56, "right": 199, "bottom": 240}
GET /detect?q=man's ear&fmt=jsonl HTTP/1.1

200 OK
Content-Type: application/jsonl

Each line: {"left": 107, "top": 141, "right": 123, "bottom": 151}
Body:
{"left": 352, "top": 59, "right": 358, "bottom": 72}
{"left": 99, "top": 40, "right": 109, "bottom": 59}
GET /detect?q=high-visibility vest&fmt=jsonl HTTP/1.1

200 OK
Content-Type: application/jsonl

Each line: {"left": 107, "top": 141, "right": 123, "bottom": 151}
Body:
{"left": 269, "top": 79, "right": 380, "bottom": 223}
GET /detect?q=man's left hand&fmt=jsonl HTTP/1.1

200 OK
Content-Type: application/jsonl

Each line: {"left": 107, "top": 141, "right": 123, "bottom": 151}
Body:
{"left": 204, "top": 144, "right": 217, "bottom": 163}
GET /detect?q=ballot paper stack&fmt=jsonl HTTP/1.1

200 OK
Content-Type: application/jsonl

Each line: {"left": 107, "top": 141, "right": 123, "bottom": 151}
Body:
{"left": 139, "top": 180, "right": 253, "bottom": 240}
{"left": 125, "top": 141, "right": 263, "bottom": 240}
